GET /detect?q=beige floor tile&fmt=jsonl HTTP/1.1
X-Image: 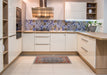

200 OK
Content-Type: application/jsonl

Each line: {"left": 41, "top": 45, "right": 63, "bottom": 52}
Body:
{"left": 29, "top": 72, "right": 54, "bottom": 75}
{"left": 2, "top": 55, "right": 96, "bottom": 75}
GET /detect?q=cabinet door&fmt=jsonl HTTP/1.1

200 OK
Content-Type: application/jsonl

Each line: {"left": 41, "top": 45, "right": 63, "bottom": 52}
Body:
{"left": 8, "top": 0, "right": 16, "bottom": 36}
{"left": 78, "top": 34, "right": 96, "bottom": 68}
{"left": 51, "top": 33, "right": 66, "bottom": 51}
{"left": 16, "top": 38, "right": 22, "bottom": 55}
{"left": 22, "top": 33, "right": 34, "bottom": 51}
{"left": 88, "top": 37, "right": 96, "bottom": 68}
{"left": 8, "top": 37, "right": 13, "bottom": 64}
{"left": 65, "top": 2, "right": 86, "bottom": 19}
{"left": 35, "top": 33, "right": 50, "bottom": 51}
{"left": 0, "top": 40, "right": 3, "bottom": 72}
{"left": 8, "top": 36, "right": 17, "bottom": 63}
{"left": 0, "top": 0, "right": 3, "bottom": 38}
{"left": 66, "top": 34, "right": 77, "bottom": 51}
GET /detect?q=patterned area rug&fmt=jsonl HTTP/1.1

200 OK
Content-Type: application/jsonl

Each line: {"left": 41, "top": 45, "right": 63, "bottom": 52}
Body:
{"left": 34, "top": 56, "right": 71, "bottom": 64}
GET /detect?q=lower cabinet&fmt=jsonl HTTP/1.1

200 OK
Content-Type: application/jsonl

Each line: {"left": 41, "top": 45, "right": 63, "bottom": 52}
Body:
{"left": 22, "top": 33, "right": 78, "bottom": 52}
{"left": 35, "top": 33, "right": 50, "bottom": 51}
{"left": 78, "top": 34, "right": 96, "bottom": 68}
{"left": 8, "top": 36, "right": 17, "bottom": 63}
{"left": 35, "top": 45, "right": 50, "bottom": 51}
{"left": 51, "top": 33, "right": 66, "bottom": 51}
{"left": 87, "top": 37, "right": 96, "bottom": 68}
{"left": 22, "top": 33, "right": 35, "bottom": 51}
{"left": 66, "top": 33, "right": 77, "bottom": 51}
{"left": 0, "top": 40, "right": 3, "bottom": 73}
{"left": 16, "top": 38, "right": 22, "bottom": 54}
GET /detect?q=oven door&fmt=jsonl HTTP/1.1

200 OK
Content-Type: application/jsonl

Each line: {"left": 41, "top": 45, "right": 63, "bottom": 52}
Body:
{"left": 16, "top": 32, "right": 22, "bottom": 39}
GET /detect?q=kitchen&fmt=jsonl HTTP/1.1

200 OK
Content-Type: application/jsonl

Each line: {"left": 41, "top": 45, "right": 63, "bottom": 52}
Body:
{"left": 0, "top": 0, "right": 107, "bottom": 75}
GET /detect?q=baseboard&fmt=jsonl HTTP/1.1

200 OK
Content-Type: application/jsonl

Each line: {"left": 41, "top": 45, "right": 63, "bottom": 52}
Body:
{"left": 0, "top": 52, "right": 22, "bottom": 75}
{"left": 21, "top": 51, "right": 78, "bottom": 56}
{"left": 78, "top": 53, "right": 96, "bottom": 73}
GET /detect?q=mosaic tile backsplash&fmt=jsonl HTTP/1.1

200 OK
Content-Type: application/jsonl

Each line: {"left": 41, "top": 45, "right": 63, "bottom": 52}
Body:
{"left": 25, "top": 20, "right": 92, "bottom": 31}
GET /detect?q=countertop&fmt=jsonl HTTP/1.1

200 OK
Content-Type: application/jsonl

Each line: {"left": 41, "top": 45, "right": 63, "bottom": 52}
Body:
{"left": 22, "top": 31, "right": 107, "bottom": 40}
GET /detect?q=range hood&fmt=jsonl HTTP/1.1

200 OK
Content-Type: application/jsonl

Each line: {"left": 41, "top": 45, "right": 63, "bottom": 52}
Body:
{"left": 32, "top": 0, "right": 54, "bottom": 19}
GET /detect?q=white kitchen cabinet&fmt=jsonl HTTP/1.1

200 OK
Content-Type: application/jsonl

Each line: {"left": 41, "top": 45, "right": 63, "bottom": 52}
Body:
{"left": 78, "top": 34, "right": 96, "bottom": 68}
{"left": 35, "top": 45, "right": 50, "bottom": 51}
{"left": 8, "top": 0, "right": 16, "bottom": 36}
{"left": 51, "top": 33, "right": 66, "bottom": 51}
{"left": 8, "top": 36, "right": 17, "bottom": 63}
{"left": 0, "top": 0, "right": 3, "bottom": 38}
{"left": 35, "top": 33, "right": 50, "bottom": 51}
{"left": 65, "top": 2, "right": 86, "bottom": 19}
{"left": 66, "top": 34, "right": 77, "bottom": 51}
{"left": 0, "top": 52, "right": 3, "bottom": 73}
{"left": 22, "top": 33, "right": 35, "bottom": 51}
{"left": 16, "top": 38, "right": 22, "bottom": 55}
{"left": 0, "top": 40, "right": 3, "bottom": 73}
{"left": 87, "top": 37, "right": 96, "bottom": 68}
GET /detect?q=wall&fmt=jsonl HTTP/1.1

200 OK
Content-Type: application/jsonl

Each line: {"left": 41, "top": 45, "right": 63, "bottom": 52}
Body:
{"left": 16, "top": 0, "right": 22, "bottom": 8}
{"left": 23, "top": 0, "right": 39, "bottom": 20}
{"left": 25, "top": 20, "right": 97, "bottom": 32}
{"left": 47, "top": 0, "right": 65, "bottom": 20}
{"left": 23, "top": 0, "right": 94, "bottom": 20}
{"left": 23, "top": 0, "right": 65, "bottom": 20}
{"left": 94, "top": 0, "right": 104, "bottom": 32}
{"left": 94, "top": 0, "right": 104, "bottom": 20}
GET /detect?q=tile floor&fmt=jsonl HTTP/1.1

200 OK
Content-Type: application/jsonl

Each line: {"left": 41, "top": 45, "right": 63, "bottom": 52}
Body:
{"left": 2, "top": 55, "right": 96, "bottom": 75}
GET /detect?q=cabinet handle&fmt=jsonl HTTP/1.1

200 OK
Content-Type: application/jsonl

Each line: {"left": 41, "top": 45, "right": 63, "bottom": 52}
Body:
{"left": 81, "top": 38, "right": 88, "bottom": 42}
{"left": 9, "top": 34, "right": 16, "bottom": 37}
{"left": 81, "top": 47, "right": 88, "bottom": 52}
{"left": 35, "top": 36, "right": 49, "bottom": 38}
{"left": 35, "top": 44, "right": 50, "bottom": 45}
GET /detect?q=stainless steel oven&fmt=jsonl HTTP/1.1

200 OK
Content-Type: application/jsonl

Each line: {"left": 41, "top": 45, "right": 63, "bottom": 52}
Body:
{"left": 16, "top": 7, "right": 22, "bottom": 39}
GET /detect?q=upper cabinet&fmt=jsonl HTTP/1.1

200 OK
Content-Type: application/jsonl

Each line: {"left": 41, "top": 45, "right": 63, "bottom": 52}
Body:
{"left": 65, "top": 2, "right": 87, "bottom": 20}
{"left": 8, "top": 0, "right": 16, "bottom": 36}
{"left": 0, "top": 0, "right": 3, "bottom": 38}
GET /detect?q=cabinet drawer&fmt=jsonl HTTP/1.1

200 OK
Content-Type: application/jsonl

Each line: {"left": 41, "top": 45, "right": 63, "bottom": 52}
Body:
{"left": 78, "top": 34, "right": 96, "bottom": 68}
{"left": 35, "top": 37, "right": 50, "bottom": 44}
{"left": 80, "top": 35, "right": 90, "bottom": 49}
{"left": 80, "top": 46, "right": 89, "bottom": 55}
{"left": 35, "top": 45, "right": 50, "bottom": 51}
{"left": 80, "top": 46, "right": 89, "bottom": 61}
{"left": 35, "top": 33, "right": 50, "bottom": 37}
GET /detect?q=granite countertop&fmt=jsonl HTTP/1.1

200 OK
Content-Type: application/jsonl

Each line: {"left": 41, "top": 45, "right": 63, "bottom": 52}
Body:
{"left": 22, "top": 31, "right": 107, "bottom": 40}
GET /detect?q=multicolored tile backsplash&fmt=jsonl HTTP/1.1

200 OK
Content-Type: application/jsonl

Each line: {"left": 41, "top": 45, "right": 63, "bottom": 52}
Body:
{"left": 25, "top": 20, "right": 93, "bottom": 31}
